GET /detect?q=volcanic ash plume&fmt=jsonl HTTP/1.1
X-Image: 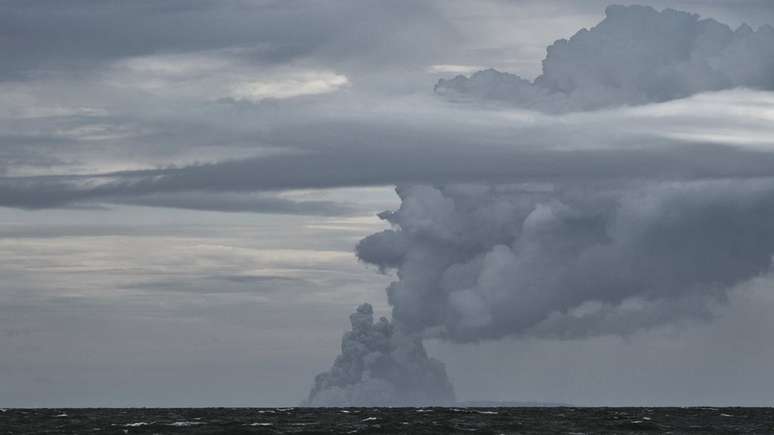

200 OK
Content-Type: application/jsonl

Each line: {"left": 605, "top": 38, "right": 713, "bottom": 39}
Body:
{"left": 355, "top": 181, "right": 774, "bottom": 342}
{"left": 305, "top": 303, "right": 455, "bottom": 406}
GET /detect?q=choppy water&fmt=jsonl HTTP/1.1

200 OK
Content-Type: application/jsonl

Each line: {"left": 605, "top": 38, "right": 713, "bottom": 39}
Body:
{"left": 1, "top": 407, "right": 773, "bottom": 434}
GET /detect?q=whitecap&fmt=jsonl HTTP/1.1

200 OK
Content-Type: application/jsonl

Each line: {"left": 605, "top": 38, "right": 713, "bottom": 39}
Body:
{"left": 168, "top": 421, "right": 203, "bottom": 427}
{"left": 124, "top": 422, "right": 149, "bottom": 427}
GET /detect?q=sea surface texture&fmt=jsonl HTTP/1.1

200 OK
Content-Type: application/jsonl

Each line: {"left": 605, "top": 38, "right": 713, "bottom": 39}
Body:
{"left": 1, "top": 407, "right": 773, "bottom": 434}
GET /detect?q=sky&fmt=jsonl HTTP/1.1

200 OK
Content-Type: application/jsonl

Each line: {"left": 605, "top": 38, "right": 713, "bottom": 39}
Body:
{"left": 3, "top": 0, "right": 774, "bottom": 407}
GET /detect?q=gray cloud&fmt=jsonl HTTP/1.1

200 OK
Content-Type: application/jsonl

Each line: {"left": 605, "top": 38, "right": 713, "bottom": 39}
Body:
{"left": 2, "top": 3, "right": 773, "bottom": 213}
{"left": 5, "top": 138, "right": 774, "bottom": 210}
{"left": 0, "top": 1, "right": 323, "bottom": 78}
{"left": 356, "top": 179, "right": 774, "bottom": 342}
{"left": 435, "top": 5, "right": 774, "bottom": 112}
{"left": 0, "top": 0, "right": 450, "bottom": 81}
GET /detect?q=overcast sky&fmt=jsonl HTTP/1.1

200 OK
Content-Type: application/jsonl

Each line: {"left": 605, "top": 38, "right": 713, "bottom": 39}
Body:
{"left": 3, "top": 0, "right": 774, "bottom": 407}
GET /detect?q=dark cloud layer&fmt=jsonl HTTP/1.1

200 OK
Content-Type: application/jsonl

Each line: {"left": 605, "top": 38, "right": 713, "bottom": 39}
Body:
{"left": 111, "top": 192, "right": 358, "bottom": 216}
{"left": 5, "top": 140, "right": 774, "bottom": 210}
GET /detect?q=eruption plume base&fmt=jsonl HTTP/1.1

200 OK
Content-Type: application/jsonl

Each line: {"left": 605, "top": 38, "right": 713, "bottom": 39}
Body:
{"left": 305, "top": 303, "right": 455, "bottom": 407}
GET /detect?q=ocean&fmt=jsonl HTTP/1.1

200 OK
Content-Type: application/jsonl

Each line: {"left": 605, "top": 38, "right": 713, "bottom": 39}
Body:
{"left": 1, "top": 407, "right": 773, "bottom": 434}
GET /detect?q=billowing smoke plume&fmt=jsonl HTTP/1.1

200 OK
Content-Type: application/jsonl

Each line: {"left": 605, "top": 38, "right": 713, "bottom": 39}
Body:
{"left": 308, "top": 4, "right": 774, "bottom": 405}
{"left": 305, "top": 303, "right": 455, "bottom": 406}
{"left": 356, "top": 180, "right": 774, "bottom": 342}
{"left": 435, "top": 5, "right": 774, "bottom": 112}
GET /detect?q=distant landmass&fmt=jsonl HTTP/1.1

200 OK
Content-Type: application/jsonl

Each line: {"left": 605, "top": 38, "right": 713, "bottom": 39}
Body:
{"left": 459, "top": 401, "right": 572, "bottom": 407}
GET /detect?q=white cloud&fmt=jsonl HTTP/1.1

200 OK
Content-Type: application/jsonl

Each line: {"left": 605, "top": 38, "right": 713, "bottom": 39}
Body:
{"left": 427, "top": 64, "right": 484, "bottom": 74}
{"left": 231, "top": 72, "right": 349, "bottom": 101}
{"left": 104, "top": 52, "right": 349, "bottom": 101}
